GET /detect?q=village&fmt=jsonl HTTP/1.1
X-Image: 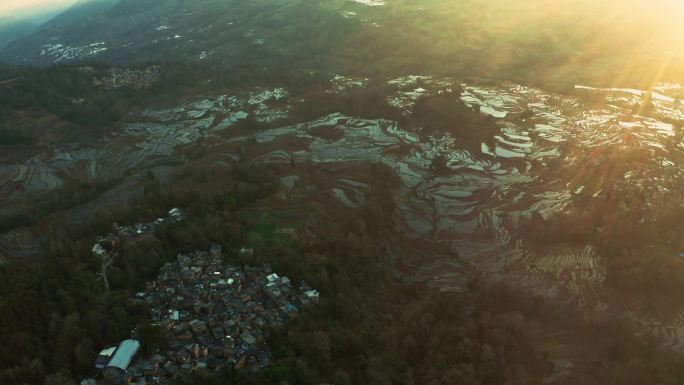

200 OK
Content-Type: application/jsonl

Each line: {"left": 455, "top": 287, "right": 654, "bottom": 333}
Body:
{"left": 82, "top": 210, "right": 319, "bottom": 385}
{"left": 92, "top": 65, "right": 162, "bottom": 90}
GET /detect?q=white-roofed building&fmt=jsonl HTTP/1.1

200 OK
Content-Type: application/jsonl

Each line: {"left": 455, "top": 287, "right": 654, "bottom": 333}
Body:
{"left": 266, "top": 273, "right": 279, "bottom": 283}
{"left": 168, "top": 208, "right": 184, "bottom": 222}
{"left": 95, "top": 346, "right": 117, "bottom": 369}
{"left": 91, "top": 243, "right": 107, "bottom": 258}
{"left": 303, "top": 290, "right": 320, "bottom": 304}
{"left": 103, "top": 339, "right": 141, "bottom": 379}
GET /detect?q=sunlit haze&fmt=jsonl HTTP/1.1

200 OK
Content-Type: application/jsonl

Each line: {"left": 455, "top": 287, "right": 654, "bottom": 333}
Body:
{"left": 5, "top": 1, "right": 684, "bottom": 384}
{"left": 0, "top": 0, "right": 76, "bottom": 19}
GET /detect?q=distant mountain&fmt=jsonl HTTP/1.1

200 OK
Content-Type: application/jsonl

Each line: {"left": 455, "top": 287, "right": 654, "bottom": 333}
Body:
{"left": 0, "top": 17, "right": 37, "bottom": 50}
{"left": 1, "top": 0, "right": 682, "bottom": 89}
{"left": 7, "top": 1, "right": 79, "bottom": 25}
{"left": 39, "top": 0, "right": 120, "bottom": 29}
{"left": 0, "top": 0, "right": 119, "bottom": 64}
{"left": 0, "top": 0, "right": 349, "bottom": 66}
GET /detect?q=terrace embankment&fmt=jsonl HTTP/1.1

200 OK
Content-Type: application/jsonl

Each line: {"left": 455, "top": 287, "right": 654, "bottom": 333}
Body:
{"left": 3, "top": 75, "right": 684, "bottom": 383}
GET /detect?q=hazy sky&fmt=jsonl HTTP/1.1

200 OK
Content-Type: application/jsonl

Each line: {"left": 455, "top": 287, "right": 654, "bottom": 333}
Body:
{"left": 0, "top": 0, "right": 77, "bottom": 19}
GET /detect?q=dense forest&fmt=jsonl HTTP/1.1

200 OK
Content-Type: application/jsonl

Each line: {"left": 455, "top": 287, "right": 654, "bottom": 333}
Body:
{"left": 3, "top": 151, "right": 684, "bottom": 385}
{"left": 0, "top": 158, "right": 549, "bottom": 385}
{"left": 4, "top": 0, "right": 684, "bottom": 384}
{"left": 0, "top": 66, "right": 121, "bottom": 127}
{"left": 2, "top": 63, "right": 684, "bottom": 385}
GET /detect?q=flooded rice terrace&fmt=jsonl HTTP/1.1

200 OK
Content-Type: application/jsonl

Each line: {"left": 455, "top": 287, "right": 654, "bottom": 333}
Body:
{"left": 0, "top": 87, "right": 288, "bottom": 211}
{"left": 254, "top": 78, "right": 684, "bottom": 302}
{"left": 3, "top": 76, "right": 684, "bottom": 374}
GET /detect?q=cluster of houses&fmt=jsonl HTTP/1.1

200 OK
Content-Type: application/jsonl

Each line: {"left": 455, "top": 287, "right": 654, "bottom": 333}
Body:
{"left": 91, "top": 208, "right": 184, "bottom": 289}
{"left": 86, "top": 243, "right": 319, "bottom": 385}
{"left": 92, "top": 65, "right": 161, "bottom": 90}
{"left": 92, "top": 207, "right": 184, "bottom": 257}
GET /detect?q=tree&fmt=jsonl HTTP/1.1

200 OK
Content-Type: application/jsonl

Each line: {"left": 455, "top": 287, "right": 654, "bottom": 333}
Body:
{"left": 332, "top": 370, "right": 352, "bottom": 385}
{"left": 43, "top": 372, "right": 77, "bottom": 385}
{"left": 138, "top": 322, "right": 166, "bottom": 356}
{"left": 431, "top": 155, "right": 449, "bottom": 175}
{"left": 74, "top": 338, "right": 95, "bottom": 374}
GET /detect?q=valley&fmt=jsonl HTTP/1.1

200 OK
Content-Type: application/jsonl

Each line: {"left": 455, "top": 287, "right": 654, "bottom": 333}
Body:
{"left": 3, "top": 0, "right": 684, "bottom": 384}
{"left": 3, "top": 65, "right": 684, "bottom": 383}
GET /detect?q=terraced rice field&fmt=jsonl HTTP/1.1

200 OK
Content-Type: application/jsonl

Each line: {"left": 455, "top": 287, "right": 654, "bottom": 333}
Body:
{"left": 0, "top": 88, "right": 289, "bottom": 215}
{"left": 239, "top": 78, "right": 684, "bottom": 382}
{"left": 3, "top": 75, "right": 684, "bottom": 383}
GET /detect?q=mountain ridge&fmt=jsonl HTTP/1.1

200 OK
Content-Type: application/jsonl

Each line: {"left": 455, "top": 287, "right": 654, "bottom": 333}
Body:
{"left": 0, "top": 17, "right": 36, "bottom": 50}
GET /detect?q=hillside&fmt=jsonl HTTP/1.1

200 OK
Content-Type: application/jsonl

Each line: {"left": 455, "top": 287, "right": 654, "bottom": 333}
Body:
{"left": 2, "top": 0, "right": 684, "bottom": 88}
{"left": 0, "top": 17, "right": 36, "bottom": 49}
{"left": 3, "top": 1, "right": 684, "bottom": 385}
